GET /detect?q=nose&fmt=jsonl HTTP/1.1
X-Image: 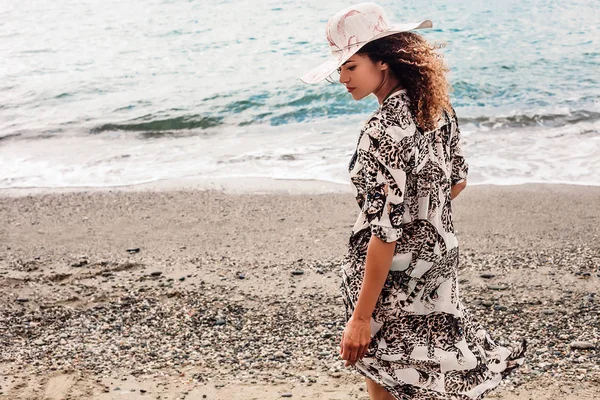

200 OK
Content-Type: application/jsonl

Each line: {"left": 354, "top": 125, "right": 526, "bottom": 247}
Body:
{"left": 339, "top": 68, "right": 349, "bottom": 84}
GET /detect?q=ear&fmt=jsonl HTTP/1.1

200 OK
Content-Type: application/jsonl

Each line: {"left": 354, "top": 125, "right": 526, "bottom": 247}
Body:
{"left": 379, "top": 61, "right": 389, "bottom": 71}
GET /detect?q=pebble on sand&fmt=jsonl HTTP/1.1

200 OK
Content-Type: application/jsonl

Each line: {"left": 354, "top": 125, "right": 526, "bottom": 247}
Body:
{"left": 570, "top": 341, "right": 595, "bottom": 350}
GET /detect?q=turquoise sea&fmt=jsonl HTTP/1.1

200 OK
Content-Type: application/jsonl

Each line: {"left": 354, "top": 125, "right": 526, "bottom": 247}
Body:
{"left": 1, "top": 0, "right": 599, "bottom": 188}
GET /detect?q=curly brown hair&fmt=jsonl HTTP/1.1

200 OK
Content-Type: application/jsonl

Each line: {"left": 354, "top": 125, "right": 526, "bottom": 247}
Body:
{"left": 357, "top": 32, "right": 453, "bottom": 132}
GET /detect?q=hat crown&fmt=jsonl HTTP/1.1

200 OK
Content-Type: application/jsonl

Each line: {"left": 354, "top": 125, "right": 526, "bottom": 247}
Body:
{"left": 299, "top": 2, "right": 431, "bottom": 84}
{"left": 326, "top": 2, "right": 391, "bottom": 53}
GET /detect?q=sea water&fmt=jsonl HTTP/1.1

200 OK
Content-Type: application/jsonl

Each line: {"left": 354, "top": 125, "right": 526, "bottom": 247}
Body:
{"left": 1, "top": 0, "right": 599, "bottom": 189}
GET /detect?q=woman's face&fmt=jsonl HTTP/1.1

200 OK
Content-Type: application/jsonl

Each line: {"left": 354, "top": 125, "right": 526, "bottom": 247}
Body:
{"left": 337, "top": 53, "right": 386, "bottom": 101}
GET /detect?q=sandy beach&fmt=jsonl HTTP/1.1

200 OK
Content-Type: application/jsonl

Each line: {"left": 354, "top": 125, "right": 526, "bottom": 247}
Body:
{"left": 1, "top": 182, "right": 599, "bottom": 399}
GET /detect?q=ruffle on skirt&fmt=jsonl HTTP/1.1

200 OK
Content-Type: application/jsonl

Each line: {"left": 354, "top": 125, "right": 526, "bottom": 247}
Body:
{"left": 340, "top": 264, "right": 527, "bottom": 400}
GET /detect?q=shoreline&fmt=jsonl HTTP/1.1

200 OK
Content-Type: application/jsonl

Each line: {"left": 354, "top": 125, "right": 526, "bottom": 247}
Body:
{"left": 2, "top": 176, "right": 600, "bottom": 198}
{"left": 0, "top": 177, "right": 352, "bottom": 198}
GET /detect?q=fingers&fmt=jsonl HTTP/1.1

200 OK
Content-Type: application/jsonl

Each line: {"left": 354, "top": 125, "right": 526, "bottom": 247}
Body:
{"left": 344, "top": 345, "right": 367, "bottom": 366}
{"left": 340, "top": 331, "right": 349, "bottom": 360}
{"left": 347, "top": 346, "right": 359, "bottom": 366}
{"left": 341, "top": 339, "right": 369, "bottom": 366}
{"left": 358, "top": 343, "right": 368, "bottom": 360}
{"left": 340, "top": 330, "right": 356, "bottom": 366}
{"left": 340, "top": 327, "right": 371, "bottom": 366}
{"left": 353, "top": 343, "right": 368, "bottom": 364}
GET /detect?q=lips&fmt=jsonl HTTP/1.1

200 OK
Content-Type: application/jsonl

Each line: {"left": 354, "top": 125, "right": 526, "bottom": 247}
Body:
{"left": 347, "top": 87, "right": 356, "bottom": 92}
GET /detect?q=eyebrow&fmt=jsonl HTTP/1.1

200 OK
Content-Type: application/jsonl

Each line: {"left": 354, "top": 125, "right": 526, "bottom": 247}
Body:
{"left": 342, "top": 59, "right": 355, "bottom": 66}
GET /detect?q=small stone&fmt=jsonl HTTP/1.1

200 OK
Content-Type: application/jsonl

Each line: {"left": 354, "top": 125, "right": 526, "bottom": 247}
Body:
{"left": 33, "top": 339, "right": 44, "bottom": 346}
{"left": 179, "top": 277, "right": 185, "bottom": 282}
{"left": 71, "top": 260, "right": 88, "bottom": 268}
{"left": 493, "top": 305, "right": 507, "bottom": 311}
{"left": 150, "top": 271, "right": 162, "bottom": 277}
{"left": 291, "top": 270, "right": 304, "bottom": 276}
{"left": 215, "top": 318, "right": 226, "bottom": 326}
{"left": 542, "top": 309, "right": 556, "bottom": 315}
{"left": 274, "top": 351, "right": 285, "bottom": 358}
{"left": 126, "top": 248, "right": 140, "bottom": 254}
{"left": 281, "top": 394, "right": 292, "bottom": 398}
{"left": 570, "top": 341, "right": 595, "bottom": 350}
{"left": 329, "top": 372, "right": 342, "bottom": 378}
{"left": 238, "top": 274, "right": 245, "bottom": 279}
{"left": 482, "top": 300, "right": 494, "bottom": 307}
{"left": 15, "top": 298, "right": 29, "bottom": 303}
{"left": 480, "top": 273, "right": 496, "bottom": 279}
{"left": 316, "top": 269, "right": 324, "bottom": 274}
{"left": 487, "top": 285, "right": 508, "bottom": 291}
{"left": 140, "top": 389, "right": 147, "bottom": 394}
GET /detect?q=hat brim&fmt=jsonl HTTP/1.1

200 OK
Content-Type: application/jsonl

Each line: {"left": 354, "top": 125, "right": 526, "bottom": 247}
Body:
{"left": 299, "top": 19, "right": 433, "bottom": 84}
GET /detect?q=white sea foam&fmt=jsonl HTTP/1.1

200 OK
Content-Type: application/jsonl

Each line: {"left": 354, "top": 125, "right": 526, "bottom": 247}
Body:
{"left": 2, "top": 116, "right": 599, "bottom": 191}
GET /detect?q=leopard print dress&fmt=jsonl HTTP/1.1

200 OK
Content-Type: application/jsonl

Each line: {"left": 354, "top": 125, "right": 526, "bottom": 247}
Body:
{"left": 340, "top": 89, "right": 527, "bottom": 399}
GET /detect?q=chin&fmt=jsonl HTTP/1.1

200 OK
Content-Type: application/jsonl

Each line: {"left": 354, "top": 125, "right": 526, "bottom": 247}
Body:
{"left": 350, "top": 91, "right": 366, "bottom": 101}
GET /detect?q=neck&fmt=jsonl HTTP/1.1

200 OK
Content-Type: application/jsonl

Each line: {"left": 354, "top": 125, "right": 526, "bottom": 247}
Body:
{"left": 374, "top": 74, "right": 402, "bottom": 105}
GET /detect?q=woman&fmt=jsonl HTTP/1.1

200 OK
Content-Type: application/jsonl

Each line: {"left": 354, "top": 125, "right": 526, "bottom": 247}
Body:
{"left": 300, "top": 3, "right": 527, "bottom": 400}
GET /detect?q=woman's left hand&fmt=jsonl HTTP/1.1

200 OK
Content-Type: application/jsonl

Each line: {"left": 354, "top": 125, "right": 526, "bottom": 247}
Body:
{"left": 340, "top": 316, "right": 371, "bottom": 366}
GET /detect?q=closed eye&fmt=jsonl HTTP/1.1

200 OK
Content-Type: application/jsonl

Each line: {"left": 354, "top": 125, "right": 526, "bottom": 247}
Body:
{"left": 337, "top": 65, "right": 356, "bottom": 73}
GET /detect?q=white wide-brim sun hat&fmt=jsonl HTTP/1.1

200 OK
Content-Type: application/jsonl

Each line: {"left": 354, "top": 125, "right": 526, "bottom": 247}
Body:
{"left": 300, "top": 2, "right": 433, "bottom": 84}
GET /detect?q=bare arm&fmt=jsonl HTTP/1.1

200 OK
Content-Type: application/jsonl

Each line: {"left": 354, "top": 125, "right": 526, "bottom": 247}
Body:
{"left": 448, "top": 107, "right": 469, "bottom": 192}
{"left": 352, "top": 235, "right": 396, "bottom": 321}
{"left": 340, "top": 234, "right": 396, "bottom": 366}
{"left": 450, "top": 179, "right": 467, "bottom": 200}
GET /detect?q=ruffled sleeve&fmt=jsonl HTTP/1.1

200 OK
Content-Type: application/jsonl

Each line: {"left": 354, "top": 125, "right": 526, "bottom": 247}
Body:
{"left": 356, "top": 110, "right": 415, "bottom": 243}
{"left": 449, "top": 107, "right": 469, "bottom": 185}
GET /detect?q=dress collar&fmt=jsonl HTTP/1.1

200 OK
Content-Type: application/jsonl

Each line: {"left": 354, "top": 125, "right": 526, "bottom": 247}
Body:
{"left": 381, "top": 88, "right": 407, "bottom": 105}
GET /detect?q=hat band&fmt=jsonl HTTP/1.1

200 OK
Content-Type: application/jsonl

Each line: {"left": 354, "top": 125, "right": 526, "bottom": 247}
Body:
{"left": 330, "top": 40, "right": 369, "bottom": 53}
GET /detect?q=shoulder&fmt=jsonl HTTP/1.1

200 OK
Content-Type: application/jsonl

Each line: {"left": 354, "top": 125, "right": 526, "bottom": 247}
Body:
{"left": 358, "top": 92, "right": 417, "bottom": 170}
{"left": 444, "top": 105, "right": 459, "bottom": 130}
{"left": 364, "top": 90, "right": 416, "bottom": 144}
{"left": 381, "top": 90, "right": 412, "bottom": 120}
